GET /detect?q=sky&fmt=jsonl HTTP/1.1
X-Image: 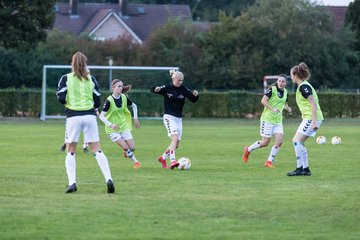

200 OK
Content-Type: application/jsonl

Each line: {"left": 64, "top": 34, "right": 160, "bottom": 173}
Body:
{"left": 318, "top": 0, "right": 354, "bottom": 6}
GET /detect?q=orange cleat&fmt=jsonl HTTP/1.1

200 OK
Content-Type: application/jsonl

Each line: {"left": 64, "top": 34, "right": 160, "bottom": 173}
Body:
{"left": 169, "top": 161, "right": 179, "bottom": 169}
{"left": 242, "top": 146, "right": 250, "bottom": 163}
{"left": 158, "top": 156, "right": 168, "bottom": 168}
{"left": 134, "top": 162, "right": 141, "bottom": 169}
{"left": 264, "top": 160, "right": 275, "bottom": 168}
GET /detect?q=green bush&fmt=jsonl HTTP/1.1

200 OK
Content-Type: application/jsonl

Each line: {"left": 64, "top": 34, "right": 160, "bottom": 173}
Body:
{"left": 0, "top": 89, "right": 359, "bottom": 118}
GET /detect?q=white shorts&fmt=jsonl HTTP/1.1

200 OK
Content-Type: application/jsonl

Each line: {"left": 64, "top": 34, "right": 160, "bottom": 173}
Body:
{"left": 107, "top": 131, "right": 133, "bottom": 142}
{"left": 163, "top": 114, "right": 182, "bottom": 140}
{"left": 296, "top": 119, "right": 322, "bottom": 137}
{"left": 260, "top": 121, "right": 283, "bottom": 138}
{"left": 65, "top": 115, "right": 99, "bottom": 143}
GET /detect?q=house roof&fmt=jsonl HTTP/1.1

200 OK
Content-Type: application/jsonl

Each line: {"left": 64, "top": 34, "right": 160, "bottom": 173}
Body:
{"left": 54, "top": 2, "right": 192, "bottom": 42}
{"left": 324, "top": 6, "right": 348, "bottom": 31}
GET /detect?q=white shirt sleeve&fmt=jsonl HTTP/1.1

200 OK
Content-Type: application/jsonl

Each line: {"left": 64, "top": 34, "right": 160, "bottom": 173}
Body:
{"left": 130, "top": 103, "right": 138, "bottom": 119}
{"left": 98, "top": 111, "right": 112, "bottom": 127}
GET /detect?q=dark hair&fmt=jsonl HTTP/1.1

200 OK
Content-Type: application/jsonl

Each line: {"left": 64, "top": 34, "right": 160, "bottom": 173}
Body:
{"left": 268, "top": 74, "right": 287, "bottom": 89}
{"left": 291, "top": 62, "right": 310, "bottom": 81}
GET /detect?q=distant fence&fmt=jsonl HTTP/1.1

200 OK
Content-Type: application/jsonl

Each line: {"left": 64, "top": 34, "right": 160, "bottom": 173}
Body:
{"left": 0, "top": 89, "right": 359, "bottom": 118}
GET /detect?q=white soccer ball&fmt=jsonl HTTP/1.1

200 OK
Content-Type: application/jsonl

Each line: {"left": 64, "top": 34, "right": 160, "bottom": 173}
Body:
{"left": 177, "top": 157, "right": 191, "bottom": 170}
{"left": 316, "top": 136, "right": 326, "bottom": 144}
{"left": 331, "top": 136, "right": 342, "bottom": 145}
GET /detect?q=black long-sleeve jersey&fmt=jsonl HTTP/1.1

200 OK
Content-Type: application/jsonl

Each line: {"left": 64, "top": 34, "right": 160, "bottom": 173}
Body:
{"left": 56, "top": 74, "right": 101, "bottom": 118}
{"left": 151, "top": 84, "right": 199, "bottom": 118}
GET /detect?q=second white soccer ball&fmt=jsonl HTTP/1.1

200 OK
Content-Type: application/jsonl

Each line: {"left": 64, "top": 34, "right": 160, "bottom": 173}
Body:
{"left": 177, "top": 157, "right": 191, "bottom": 170}
{"left": 316, "top": 136, "right": 326, "bottom": 144}
{"left": 331, "top": 136, "right": 342, "bottom": 145}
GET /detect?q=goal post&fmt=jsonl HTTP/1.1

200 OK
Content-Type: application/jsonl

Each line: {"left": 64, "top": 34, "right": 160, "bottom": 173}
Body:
{"left": 40, "top": 65, "right": 179, "bottom": 121}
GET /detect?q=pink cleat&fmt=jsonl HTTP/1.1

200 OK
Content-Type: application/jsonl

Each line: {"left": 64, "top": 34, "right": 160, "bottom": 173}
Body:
{"left": 134, "top": 162, "right": 141, "bottom": 169}
{"left": 169, "top": 161, "right": 179, "bottom": 169}
{"left": 264, "top": 160, "right": 275, "bottom": 168}
{"left": 242, "top": 146, "right": 250, "bottom": 163}
{"left": 158, "top": 156, "right": 168, "bottom": 168}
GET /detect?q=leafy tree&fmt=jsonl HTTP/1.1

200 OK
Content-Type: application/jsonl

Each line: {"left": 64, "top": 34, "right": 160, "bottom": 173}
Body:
{"left": 197, "top": 0, "right": 359, "bottom": 89}
{"left": 138, "top": 18, "right": 204, "bottom": 88}
{"left": 345, "top": 0, "right": 360, "bottom": 49}
{"left": 0, "top": 1, "right": 56, "bottom": 50}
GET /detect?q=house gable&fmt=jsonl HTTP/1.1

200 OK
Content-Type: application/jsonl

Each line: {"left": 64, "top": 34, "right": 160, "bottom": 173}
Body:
{"left": 86, "top": 11, "right": 142, "bottom": 43}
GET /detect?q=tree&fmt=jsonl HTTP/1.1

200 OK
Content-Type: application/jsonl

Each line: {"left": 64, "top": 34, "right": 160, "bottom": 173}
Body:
{"left": 345, "top": 0, "right": 360, "bottom": 49}
{"left": 0, "top": 1, "right": 56, "bottom": 50}
{"left": 197, "top": 0, "right": 359, "bottom": 89}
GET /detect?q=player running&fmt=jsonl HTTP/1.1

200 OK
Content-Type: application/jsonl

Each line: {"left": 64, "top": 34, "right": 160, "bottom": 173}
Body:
{"left": 151, "top": 69, "right": 199, "bottom": 169}
{"left": 287, "top": 62, "right": 324, "bottom": 176}
{"left": 242, "top": 74, "right": 292, "bottom": 168}
{"left": 98, "top": 79, "right": 141, "bottom": 169}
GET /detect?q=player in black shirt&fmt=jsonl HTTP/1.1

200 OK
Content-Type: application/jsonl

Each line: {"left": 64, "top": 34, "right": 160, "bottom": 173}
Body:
{"left": 151, "top": 70, "right": 199, "bottom": 169}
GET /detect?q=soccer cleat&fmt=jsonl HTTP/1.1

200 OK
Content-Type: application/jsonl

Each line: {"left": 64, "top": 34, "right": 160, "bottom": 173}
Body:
{"left": 158, "top": 156, "right": 168, "bottom": 168}
{"left": 264, "top": 160, "right": 274, "bottom": 168}
{"left": 301, "top": 167, "right": 312, "bottom": 176}
{"left": 134, "top": 162, "right": 141, "bottom": 169}
{"left": 83, "top": 147, "right": 89, "bottom": 153}
{"left": 169, "top": 161, "right": 179, "bottom": 169}
{"left": 60, "top": 143, "right": 66, "bottom": 152}
{"left": 242, "top": 146, "right": 250, "bottom": 162}
{"left": 123, "top": 151, "right": 127, "bottom": 158}
{"left": 65, "top": 183, "right": 77, "bottom": 193}
{"left": 107, "top": 179, "right": 115, "bottom": 194}
{"left": 287, "top": 167, "right": 303, "bottom": 176}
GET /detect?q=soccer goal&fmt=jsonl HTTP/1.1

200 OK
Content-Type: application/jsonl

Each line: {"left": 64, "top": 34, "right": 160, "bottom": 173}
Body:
{"left": 40, "top": 65, "right": 179, "bottom": 121}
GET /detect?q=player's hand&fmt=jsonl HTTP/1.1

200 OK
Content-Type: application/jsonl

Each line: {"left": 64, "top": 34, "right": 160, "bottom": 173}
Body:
{"left": 287, "top": 107, "right": 292, "bottom": 113}
{"left": 272, "top": 108, "right": 280, "bottom": 114}
{"left": 312, "top": 122, "right": 318, "bottom": 131}
{"left": 110, "top": 124, "right": 119, "bottom": 130}
{"left": 154, "top": 87, "right": 161, "bottom": 92}
{"left": 193, "top": 90, "right": 199, "bottom": 96}
{"left": 133, "top": 119, "right": 140, "bottom": 129}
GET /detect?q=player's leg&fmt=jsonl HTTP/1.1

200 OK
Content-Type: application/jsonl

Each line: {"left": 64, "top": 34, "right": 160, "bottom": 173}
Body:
{"left": 64, "top": 116, "right": 82, "bottom": 193}
{"left": 265, "top": 124, "right": 284, "bottom": 168}
{"left": 85, "top": 115, "right": 114, "bottom": 193}
{"left": 243, "top": 121, "right": 272, "bottom": 162}
{"left": 122, "top": 132, "right": 141, "bottom": 169}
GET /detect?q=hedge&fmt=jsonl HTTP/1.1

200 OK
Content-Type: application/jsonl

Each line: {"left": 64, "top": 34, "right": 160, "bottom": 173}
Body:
{"left": 0, "top": 89, "right": 359, "bottom": 118}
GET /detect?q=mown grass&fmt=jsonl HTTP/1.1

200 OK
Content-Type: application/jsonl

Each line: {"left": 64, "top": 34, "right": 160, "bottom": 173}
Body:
{"left": 0, "top": 118, "right": 359, "bottom": 240}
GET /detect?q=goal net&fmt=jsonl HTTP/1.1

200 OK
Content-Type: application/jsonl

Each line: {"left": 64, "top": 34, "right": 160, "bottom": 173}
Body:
{"left": 40, "top": 65, "right": 179, "bottom": 121}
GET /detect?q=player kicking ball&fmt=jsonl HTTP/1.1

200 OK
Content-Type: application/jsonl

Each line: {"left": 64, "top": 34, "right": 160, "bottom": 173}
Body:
{"left": 151, "top": 70, "right": 199, "bottom": 169}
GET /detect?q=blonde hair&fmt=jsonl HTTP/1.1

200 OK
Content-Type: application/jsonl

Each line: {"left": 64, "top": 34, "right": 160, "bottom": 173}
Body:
{"left": 71, "top": 52, "right": 89, "bottom": 80}
{"left": 111, "top": 79, "right": 131, "bottom": 93}
{"left": 169, "top": 69, "right": 184, "bottom": 81}
{"left": 291, "top": 62, "right": 310, "bottom": 81}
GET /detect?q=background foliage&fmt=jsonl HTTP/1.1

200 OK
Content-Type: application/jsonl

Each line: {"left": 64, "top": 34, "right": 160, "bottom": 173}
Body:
{"left": 0, "top": 0, "right": 360, "bottom": 92}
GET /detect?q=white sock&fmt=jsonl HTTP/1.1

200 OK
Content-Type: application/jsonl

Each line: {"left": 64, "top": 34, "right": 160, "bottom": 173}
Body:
{"left": 170, "top": 150, "right": 176, "bottom": 162}
{"left": 162, "top": 149, "right": 170, "bottom": 160}
{"left": 248, "top": 141, "right": 261, "bottom": 152}
{"left": 65, "top": 153, "right": 76, "bottom": 185}
{"left": 302, "top": 146, "right": 309, "bottom": 168}
{"left": 94, "top": 151, "right": 112, "bottom": 182}
{"left": 268, "top": 145, "right": 280, "bottom": 162}
{"left": 293, "top": 142, "right": 304, "bottom": 168}
{"left": 126, "top": 149, "right": 138, "bottom": 162}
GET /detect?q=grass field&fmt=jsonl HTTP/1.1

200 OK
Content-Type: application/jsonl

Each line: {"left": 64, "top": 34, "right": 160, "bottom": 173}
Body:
{"left": 0, "top": 118, "right": 359, "bottom": 240}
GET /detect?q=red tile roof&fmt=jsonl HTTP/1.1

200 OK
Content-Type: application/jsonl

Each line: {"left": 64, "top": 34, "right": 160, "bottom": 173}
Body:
{"left": 324, "top": 6, "right": 348, "bottom": 31}
{"left": 54, "top": 2, "right": 192, "bottom": 41}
